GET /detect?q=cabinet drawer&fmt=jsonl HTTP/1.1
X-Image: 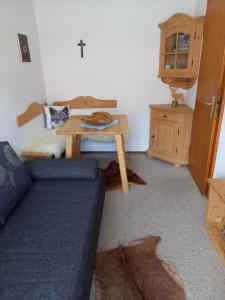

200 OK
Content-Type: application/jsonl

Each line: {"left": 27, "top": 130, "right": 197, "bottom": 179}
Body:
{"left": 152, "top": 110, "right": 178, "bottom": 122}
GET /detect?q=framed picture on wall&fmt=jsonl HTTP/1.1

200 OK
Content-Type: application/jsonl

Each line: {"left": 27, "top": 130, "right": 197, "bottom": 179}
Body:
{"left": 17, "top": 33, "right": 31, "bottom": 62}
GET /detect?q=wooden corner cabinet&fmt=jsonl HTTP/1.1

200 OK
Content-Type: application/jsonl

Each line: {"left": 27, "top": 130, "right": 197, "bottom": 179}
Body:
{"left": 206, "top": 179, "right": 225, "bottom": 266}
{"left": 147, "top": 104, "right": 193, "bottom": 167}
{"left": 158, "top": 13, "right": 205, "bottom": 89}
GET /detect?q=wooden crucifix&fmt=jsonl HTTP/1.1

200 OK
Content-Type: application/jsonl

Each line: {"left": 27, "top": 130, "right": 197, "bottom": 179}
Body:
{"left": 77, "top": 39, "right": 86, "bottom": 58}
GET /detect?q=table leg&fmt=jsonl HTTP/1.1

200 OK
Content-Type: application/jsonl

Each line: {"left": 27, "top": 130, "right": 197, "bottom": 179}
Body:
{"left": 121, "top": 134, "right": 128, "bottom": 167}
{"left": 73, "top": 135, "right": 81, "bottom": 159}
{"left": 65, "top": 135, "right": 73, "bottom": 159}
{"left": 115, "top": 134, "right": 129, "bottom": 195}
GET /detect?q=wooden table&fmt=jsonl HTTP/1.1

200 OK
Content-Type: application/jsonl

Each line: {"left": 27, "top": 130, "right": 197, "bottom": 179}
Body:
{"left": 57, "top": 115, "right": 129, "bottom": 195}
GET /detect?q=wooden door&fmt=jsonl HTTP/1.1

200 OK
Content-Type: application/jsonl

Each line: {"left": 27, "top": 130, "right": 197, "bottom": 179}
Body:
{"left": 152, "top": 119, "right": 178, "bottom": 159}
{"left": 189, "top": 0, "right": 225, "bottom": 194}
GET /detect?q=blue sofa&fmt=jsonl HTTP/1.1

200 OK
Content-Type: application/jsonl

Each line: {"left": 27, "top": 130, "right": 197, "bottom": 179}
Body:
{"left": 0, "top": 142, "right": 105, "bottom": 300}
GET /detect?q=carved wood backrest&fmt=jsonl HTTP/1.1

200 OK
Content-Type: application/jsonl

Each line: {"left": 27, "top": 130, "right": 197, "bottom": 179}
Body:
{"left": 53, "top": 96, "right": 117, "bottom": 109}
{"left": 16, "top": 102, "right": 45, "bottom": 127}
{"left": 17, "top": 96, "right": 117, "bottom": 127}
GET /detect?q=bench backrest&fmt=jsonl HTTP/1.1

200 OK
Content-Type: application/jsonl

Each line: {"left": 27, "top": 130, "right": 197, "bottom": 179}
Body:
{"left": 16, "top": 96, "right": 117, "bottom": 127}
{"left": 17, "top": 102, "right": 45, "bottom": 127}
{"left": 53, "top": 96, "right": 117, "bottom": 109}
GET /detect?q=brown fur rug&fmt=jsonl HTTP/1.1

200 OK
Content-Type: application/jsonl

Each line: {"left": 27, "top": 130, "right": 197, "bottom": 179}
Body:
{"left": 95, "top": 236, "right": 186, "bottom": 300}
{"left": 102, "top": 160, "right": 146, "bottom": 191}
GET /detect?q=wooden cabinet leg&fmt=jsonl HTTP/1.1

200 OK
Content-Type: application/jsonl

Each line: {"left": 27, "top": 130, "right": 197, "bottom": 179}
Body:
{"left": 115, "top": 134, "right": 129, "bottom": 195}
{"left": 147, "top": 149, "right": 153, "bottom": 158}
{"left": 66, "top": 135, "right": 73, "bottom": 159}
{"left": 175, "top": 163, "right": 181, "bottom": 168}
{"left": 73, "top": 135, "right": 81, "bottom": 159}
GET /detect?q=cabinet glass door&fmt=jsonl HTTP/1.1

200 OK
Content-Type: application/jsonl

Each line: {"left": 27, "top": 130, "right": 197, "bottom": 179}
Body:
{"left": 165, "top": 33, "right": 177, "bottom": 52}
{"left": 165, "top": 54, "right": 175, "bottom": 69}
{"left": 177, "top": 33, "right": 190, "bottom": 51}
{"left": 177, "top": 53, "right": 188, "bottom": 69}
{"left": 163, "top": 31, "right": 191, "bottom": 71}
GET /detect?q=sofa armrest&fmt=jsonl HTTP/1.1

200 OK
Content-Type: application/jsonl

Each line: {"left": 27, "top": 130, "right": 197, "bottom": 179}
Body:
{"left": 24, "top": 159, "right": 98, "bottom": 180}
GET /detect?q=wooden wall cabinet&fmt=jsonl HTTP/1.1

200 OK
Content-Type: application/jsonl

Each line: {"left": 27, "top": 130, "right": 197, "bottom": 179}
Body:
{"left": 158, "top": 13, "right": 205, "bottom": 89}
{"left": 147, "top": 104, "right": 193, "bottom": 167}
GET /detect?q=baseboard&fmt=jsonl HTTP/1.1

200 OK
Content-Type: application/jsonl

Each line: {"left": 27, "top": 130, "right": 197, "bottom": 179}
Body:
{"left": 82, "top": 151, "right": 146, "bottom": 155}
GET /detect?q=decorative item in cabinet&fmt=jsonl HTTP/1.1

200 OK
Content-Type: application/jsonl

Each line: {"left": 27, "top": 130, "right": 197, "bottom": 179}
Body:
{"left": 158, "top": 13, "right": 205, "bottom": 89}
{"left": 206, "top": 179, "right": 225, "bottom": 266}
{"left": 147, "top": 104, "right": 193, "bottom": 167}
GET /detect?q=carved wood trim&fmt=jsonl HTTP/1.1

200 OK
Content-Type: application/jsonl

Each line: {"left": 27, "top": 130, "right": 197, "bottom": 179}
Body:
{"left": 161, "top": 77, "right": 197, "bottom": 89}
{"left": 17, "top": 102, "right": 44, "bottom": 127}
{"left": 53, "top": 96, "right": 117, "bottom": 109}
{"left": 159, "top": 13, "right": 205, "bottom": 29}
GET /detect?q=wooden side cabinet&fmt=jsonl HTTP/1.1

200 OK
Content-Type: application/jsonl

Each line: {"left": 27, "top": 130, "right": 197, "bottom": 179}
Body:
{"left": 158, "top": 13, "right": 205, "bottom": 89}
{"left": 147, "top": 104, "right": 193, "bottom": 167}
{"left": 206, "top": 179, "right": 225, "bottom": 266}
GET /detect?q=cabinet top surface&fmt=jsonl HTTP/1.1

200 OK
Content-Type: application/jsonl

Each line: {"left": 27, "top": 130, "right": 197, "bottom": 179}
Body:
{"left": 149, "top": 104, "right": 194, "bottom": 113}
{"left": 208, "top": 179, "right": 225, "bottom": 203}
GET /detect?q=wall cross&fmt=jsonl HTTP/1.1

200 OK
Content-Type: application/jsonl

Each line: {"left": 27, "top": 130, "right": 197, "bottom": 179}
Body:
{"left": 77, "top": 39, "right": 86, "bottom": 58}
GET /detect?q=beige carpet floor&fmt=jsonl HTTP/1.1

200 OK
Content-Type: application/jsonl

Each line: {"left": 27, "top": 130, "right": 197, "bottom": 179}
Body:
{"left": 85, "top": 153, "right": 225, "bottom": 300}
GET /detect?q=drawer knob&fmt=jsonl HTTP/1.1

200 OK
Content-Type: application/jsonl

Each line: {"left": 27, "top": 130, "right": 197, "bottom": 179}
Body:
{"left": 151, "top": 134, "right": 155, "bottom": 139}
{"left": 163, "top": 114, "right": 167, "bottom": 118}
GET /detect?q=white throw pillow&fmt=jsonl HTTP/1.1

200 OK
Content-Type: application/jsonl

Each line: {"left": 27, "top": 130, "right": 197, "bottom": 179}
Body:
{"left": 43, "top": 105, "right": 70, "bottom": 129}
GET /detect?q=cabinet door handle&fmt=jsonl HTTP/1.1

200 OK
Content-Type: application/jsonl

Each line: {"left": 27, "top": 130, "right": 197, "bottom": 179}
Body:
{"left": 151, "top": 134, "right": 155, "bottom": 138}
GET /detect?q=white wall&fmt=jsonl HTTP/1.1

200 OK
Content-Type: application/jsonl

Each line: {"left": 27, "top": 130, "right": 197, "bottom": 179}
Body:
{"left": 194, "top": 0, "right": 208, "bottom": 16}
{"left": 0, "top": 0, "right": 46, "bottom": 155}
{"left": 187, "top": 83, "right": 198, "bottom": 109}
{"left": 34, "top": 0, "right": 196, "bottom": 151}
{"left": 214, "top": 115, "right": 225, "bottom": 178}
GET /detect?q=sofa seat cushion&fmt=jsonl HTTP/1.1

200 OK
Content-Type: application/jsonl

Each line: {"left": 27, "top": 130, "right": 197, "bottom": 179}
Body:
{"left": 0, "top": 172, "right": 105, "bottom": 300}
{"left": 0, "top": 142, "right": 32, "bottom": 225}
{"left": 24, "top": 158, "right": 98, "bottom": 180}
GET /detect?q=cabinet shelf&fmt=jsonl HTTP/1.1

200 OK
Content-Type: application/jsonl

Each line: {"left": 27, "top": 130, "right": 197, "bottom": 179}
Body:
{"left": 164, "top": 51, "right": 189, "bottom": 55}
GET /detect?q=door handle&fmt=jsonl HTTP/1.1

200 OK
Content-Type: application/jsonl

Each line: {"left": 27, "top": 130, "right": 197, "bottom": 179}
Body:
{"left": 204, "top": 101, "right": 214, "bottom": 106}
{"left": 204, "top": 96, "right": 215, "bottom": 118}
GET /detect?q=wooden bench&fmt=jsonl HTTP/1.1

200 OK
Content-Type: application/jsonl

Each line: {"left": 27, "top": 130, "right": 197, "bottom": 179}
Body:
{"left": 17, "top": 96, "right": 118, "bottom": 159}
